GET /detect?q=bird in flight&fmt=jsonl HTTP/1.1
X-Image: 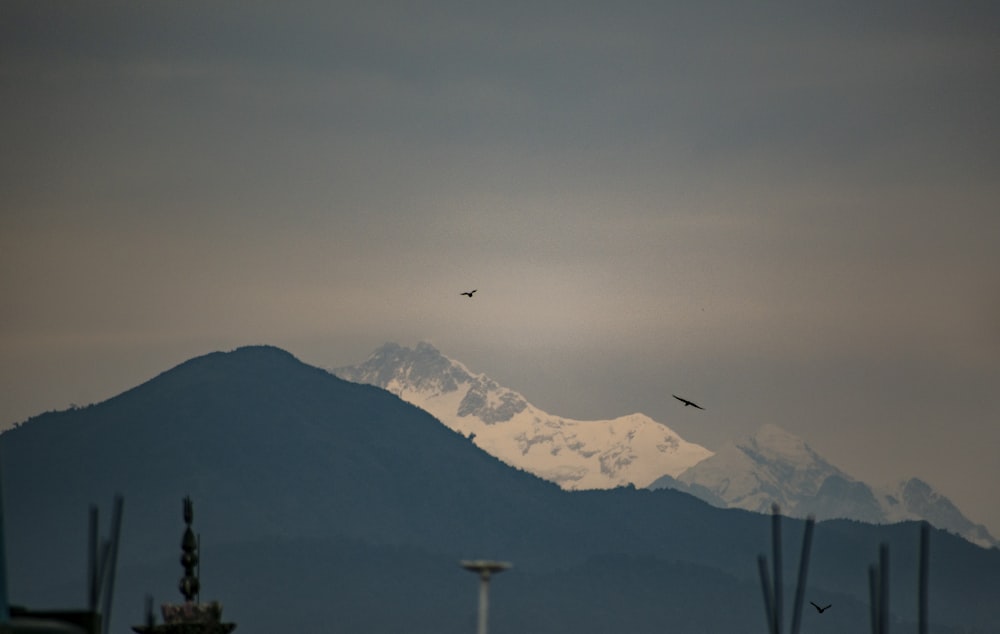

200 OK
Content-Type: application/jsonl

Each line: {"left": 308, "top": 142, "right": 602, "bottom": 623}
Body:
{"left": 460, "top": 289, "right": 477, "bottom": 298}
{"left": 810, "top": 602, "right": 831, "bottom": 614}
{"left": 672, "top": 395, "right": 705, "bottom": 410}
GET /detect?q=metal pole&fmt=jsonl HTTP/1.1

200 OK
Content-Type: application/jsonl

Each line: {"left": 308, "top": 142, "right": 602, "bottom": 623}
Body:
{"left": 477, "top": 571, "right": 491, "bottom": 634}
{"left": 757, "top": 555, "right": 776, "bottom": 634}
{"left": 0, "top": 467, "right": 9, "bottom": 624}
{"left": 197, "top": 533, "right": 202, "bottom": 605}
{"left": 144, "top": 594, "right": 155, "bottom": 628}
{"left": 918, "top": 523, "right": 929, "bottom": 634}
{"left": 879, "top": 544, "right": 889, "bottom": 634}
{"left": 88, "top": 506, "right": 100, "bottom": 611}
{"left": 461, "top": 561, "right": 510, "bottom": 634}
{"left": 101, "top": 496, "right": 124, "bottom": 634}
{"left": 772, "top": 505, "right": 783, "bottom": 634}
{"left": 868, "top": 565, "right": 879, "bottom": 634}
{"left": 789, "top": 517, "right": 815, "bottom": 634}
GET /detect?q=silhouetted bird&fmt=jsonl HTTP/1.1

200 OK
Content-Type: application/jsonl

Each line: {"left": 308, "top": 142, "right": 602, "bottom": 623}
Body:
{"left": 810, "top": 602, "right": 831, "bottom": 614}
{"left": 672, "top": 395, "right": 704, "bottom": 410}
{"left": 460, "top": 289, "right": 477, "bottom": 298}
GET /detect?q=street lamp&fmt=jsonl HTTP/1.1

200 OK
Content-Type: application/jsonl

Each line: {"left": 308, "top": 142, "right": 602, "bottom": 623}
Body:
{"left": 460, "top": 560, "right": 511, "bottom": 634}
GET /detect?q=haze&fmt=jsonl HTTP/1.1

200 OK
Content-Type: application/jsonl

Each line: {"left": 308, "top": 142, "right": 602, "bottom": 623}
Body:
{"left": 2, "top": 3, "right": 998, "bottom": 535}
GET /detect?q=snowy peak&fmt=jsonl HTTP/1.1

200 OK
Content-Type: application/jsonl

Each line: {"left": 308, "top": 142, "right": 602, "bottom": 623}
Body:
{"left": 675, "top": 424, "right": 851, "bottom": 512}
{"left": 340, "top": 342, "right": 528, "bottom": 424}
{"left": 877, "top": 478, "right": 997, "bottom": 549}
{"left": 336, "top": 342, "right": 713, "bottom": 490}
{"left": 737, "top": 423, "right": 819, "bottom": 464}
{"left": 675, "top": 423, "right": 866, "bottom": 514}
{"left": 339, "top": 345, "right": 996, "bottom": 548}
{"left": 659, "top": 424, "right": 998, "bottom": 548}
{"left": 737, "top": 423, "right": 852, "bottom": 500}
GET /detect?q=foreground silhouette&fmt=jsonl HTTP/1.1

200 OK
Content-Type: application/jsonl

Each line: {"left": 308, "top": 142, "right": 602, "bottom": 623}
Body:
{"left": 672, "top": 394, "right": 704, "bottom": 410}
{"left": 460, "top": 289, "right": 477, "bottom": 297}
{"left": 810, "top": 601, "right": 831, "bottom": 613}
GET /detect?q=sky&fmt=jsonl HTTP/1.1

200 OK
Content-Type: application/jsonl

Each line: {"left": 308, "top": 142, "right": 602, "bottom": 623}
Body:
{"left": 2, "top": 2, "right": 998, "bottom": 536}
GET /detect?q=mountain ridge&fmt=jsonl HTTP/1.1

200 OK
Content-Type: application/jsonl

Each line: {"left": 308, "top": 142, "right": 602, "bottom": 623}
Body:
{"left": 657, "top": 423, "right": 999, "bottom": 548}
{"left": 3, "top": 345, "right": 999, "bottom": 634}
{"left": 339, "top": 342, "right": 997, "bottom": 548}
{"left": 335, "top": 341, "right": 713, "bottom": 489}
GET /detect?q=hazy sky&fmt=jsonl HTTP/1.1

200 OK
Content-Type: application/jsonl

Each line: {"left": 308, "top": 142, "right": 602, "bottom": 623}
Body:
{"left": 2, "top": 2, "right": 998, "bottom": 535}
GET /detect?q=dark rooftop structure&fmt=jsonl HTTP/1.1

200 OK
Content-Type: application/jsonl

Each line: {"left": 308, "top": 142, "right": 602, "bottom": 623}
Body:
{"left": 131, "top": 497, "right": 235, "bottom": 634}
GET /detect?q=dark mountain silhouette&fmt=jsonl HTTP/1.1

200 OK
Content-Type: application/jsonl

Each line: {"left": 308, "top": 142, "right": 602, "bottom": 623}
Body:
{"left": 2, "top": 346, "right": 998, "bottom": 634}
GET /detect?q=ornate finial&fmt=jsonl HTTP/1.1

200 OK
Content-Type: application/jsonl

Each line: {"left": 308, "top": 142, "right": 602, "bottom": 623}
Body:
{"left": 132, "top": 497, "right": 236, "bottom": 634}
{"left": 179, "top": 496, "right": 200, "bottom": 602}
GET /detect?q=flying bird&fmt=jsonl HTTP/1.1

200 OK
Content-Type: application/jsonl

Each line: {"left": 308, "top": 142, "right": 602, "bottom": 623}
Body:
{"left": 810, "top": 602, "right": 831, "bottom": 614}
{"left": 460, "top": 289, "right": 477, "bottom": 298}
{"left": 672, "top": 395, "right": 705, "bottom": 410}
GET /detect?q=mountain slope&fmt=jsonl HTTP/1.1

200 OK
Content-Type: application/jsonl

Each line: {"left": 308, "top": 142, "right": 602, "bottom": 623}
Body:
{"left": 334, "top": 342, "right": 712, "bottom": 489}
{"left": 652, "top": 424, "right": 997, "bottom": 548}
{"left": 0, "top": 346, "right": 568, "bottom": 570}
{"left": 877, "top": 478, "right": 998, "bottom": 548}
{"left": 668, "top": 424, "right": 854, "bottom": 513}
{"left": 339, "top": 343, "right": 995, "bottom": 549}
{"left": 2, "top": 346, "right": 999, "bottom": 634}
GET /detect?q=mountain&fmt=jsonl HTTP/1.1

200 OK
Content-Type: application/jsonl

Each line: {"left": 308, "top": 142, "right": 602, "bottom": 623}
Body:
{"left": 650, "top": 424, "right": 998, "bottom": 548}
{"left": 338, "top": 343, "right": 996, "bottom": 549}
{"left": 662, "top": 423, "right": 858, "bottom": 513}
{"left": 877, "top": 478, "right": 999, "bottom": 548}
{"left": 3, "top": 346, "right": 1000, "bottom": 634}
{"left": 334, "top": 342, "right": 712, "bottom": 489}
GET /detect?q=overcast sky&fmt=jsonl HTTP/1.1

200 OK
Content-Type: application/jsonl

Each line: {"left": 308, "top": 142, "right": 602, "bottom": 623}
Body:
{"left": 2, "top": 2, "right": 998, "bottom": 535}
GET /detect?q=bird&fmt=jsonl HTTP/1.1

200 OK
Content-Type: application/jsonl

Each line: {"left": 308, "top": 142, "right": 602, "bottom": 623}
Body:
{"left": 460, "top": 289, "right": 477, "bottom": 298}
{"left": 810, "top": 602, "right": 831, "bottom": 614}
{"left": 672, "top": 394, "right": 705, "bottom": 410}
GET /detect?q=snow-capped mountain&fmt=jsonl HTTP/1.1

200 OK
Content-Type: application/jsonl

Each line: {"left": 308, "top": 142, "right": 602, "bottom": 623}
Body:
{"left": 337, "top": 343, "right": 996, "bottom": 548}
{"left": 649, "top": 424, "right": 998, "bottom": 548}
{"left": 877, "top": 478, "right": 998, "bottom": 548}
{"left": 334, "top": 342, "right": 713, "bottom": 490}
{"left": 653, "top": 424, "right": 876, "bottom": 517}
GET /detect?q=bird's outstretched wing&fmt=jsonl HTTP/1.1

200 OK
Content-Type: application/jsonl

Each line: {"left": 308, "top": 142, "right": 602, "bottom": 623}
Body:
{"left": 672, "top": 394, "right": 705, "bottom": 410}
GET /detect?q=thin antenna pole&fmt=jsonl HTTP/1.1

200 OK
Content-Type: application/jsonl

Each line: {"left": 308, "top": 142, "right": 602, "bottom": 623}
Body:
{"left": 771, "top": 505, "right": 783, "bottom": 634}
{"left": 918, "top": 523, "right": 929, "bottom": 634}
{"left": 757, "top": 555, "right": 776, "bottom": 634}
{"left": 144, "top": 595, "right": 155, "bottom": 628}
{"left": 868, "top": 565, "right": 879, "bottom": 634}
{"left": 0, "top": 466, "right": 10, "bottom": 624}
{"left": 88, "top": 506, "right": 99, "bottom": 611}
{"left": 100, "top": 496, "right": 124, "bottom": 634}
{"left": 789, "top": 517, "right": 815, "bottom": 634}
{"left": 878, "top": 544, "right": 889, "bottom": 634}
{"left": 196, "top": 533, "right": 201, "bottom": 605}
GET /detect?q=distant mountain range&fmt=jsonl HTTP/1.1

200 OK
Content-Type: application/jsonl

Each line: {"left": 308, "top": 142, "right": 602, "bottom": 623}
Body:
{"left": 337, "top": 342, "right": 997, "bottom": 548}
{"left": 653, "top": 424, "right": 999, "bottom": 548}
{"left": 3, "top": 345, "right": 999, "bottom": 634}
{"left": 335, "top": 341, "right": 711, "bottom": 489}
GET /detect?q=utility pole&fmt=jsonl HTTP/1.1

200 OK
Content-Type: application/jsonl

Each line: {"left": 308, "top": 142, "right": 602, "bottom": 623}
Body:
{"left": 460, "top": 560, "right": 511, "bottom": 634}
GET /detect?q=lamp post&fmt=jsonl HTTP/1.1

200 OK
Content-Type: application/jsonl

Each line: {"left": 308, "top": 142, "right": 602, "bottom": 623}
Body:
{"left": 460, "top": 560, "right": 511, "bottom": 634}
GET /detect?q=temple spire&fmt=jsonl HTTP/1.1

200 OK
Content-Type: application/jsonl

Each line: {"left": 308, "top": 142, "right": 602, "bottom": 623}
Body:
{"left": 132, "top": 497, "right": 235, "bottom": 634}
{"left": 179, "top": 497, "right": 200, "bottom": 603}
